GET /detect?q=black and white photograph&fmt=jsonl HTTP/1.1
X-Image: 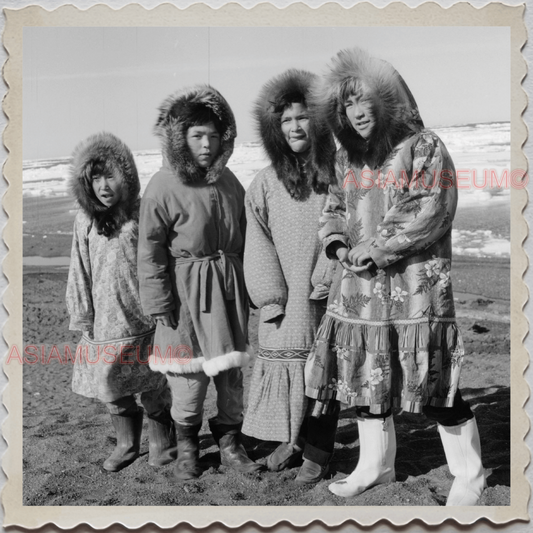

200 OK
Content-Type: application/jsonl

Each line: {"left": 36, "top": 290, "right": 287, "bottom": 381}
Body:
{"left": 2, "top": 1, "right": 529, "bottom": 529}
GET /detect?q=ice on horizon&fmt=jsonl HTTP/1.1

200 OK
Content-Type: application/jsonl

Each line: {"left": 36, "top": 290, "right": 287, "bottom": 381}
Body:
{"left": 22, "top": 122, "right": 512, "bottom": 258}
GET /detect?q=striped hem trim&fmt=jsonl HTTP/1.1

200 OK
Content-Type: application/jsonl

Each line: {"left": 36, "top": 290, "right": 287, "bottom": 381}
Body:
{"left": 305, "top": 386, "right": 456, "bottom": 412}
{"left": 258, "top": 347, "right": 309, "bottom": 362}
{"left": 81, "top": 328, "right": 155, "bottom": 346}
{"left": 326, "top": 311, "right": 457, "bottom": 327}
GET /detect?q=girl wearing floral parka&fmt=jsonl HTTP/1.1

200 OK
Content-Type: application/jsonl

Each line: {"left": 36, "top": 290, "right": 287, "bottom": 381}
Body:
{"left": 303, "top": 48, "right": 486, "bottom": 505}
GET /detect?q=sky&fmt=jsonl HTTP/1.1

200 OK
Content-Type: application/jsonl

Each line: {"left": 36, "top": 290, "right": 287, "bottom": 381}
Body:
{"left": 23, "top": 26, "right": 510, "bottom": 160}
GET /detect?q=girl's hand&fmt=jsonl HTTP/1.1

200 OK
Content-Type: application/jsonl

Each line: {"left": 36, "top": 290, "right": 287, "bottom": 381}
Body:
{"left": 348, "top": 245, "right": 377, "bottom": 272}
{"left": 336, "top": 246, "right": 364, "bottom": 273}
{"left": 153, "top": 312, "right": 177, "bottom": 328}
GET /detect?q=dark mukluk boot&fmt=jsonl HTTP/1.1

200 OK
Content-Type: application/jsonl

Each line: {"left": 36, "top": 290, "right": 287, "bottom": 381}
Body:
{"left": 295, "top": 444, "right": 331, "bottom": 485}
{"left": 103, "top": 409, "right": 144, "bottom": 472}
{"left": 209, "top": 419, "right": 264, "bottom": 473}
{"left": 174, "top": 423, "right": 203, "bottom": 480}
{"left": 147, "top": 410, "right": 177, "bottom": 467}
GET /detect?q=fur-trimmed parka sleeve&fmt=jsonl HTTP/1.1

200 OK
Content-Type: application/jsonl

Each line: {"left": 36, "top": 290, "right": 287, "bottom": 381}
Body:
{"left": 66, "top": 212, "right": 94, "bottom": 332}
{"left": 318, "top": 151, "right": 350, "bottom": 259}
{"left": 367, "top": 131, "right": 458, "bottom": 269}
{"left": 137, "top": 197, "right": 175, "bottom": 316}
{"left": 244, "top": 174, "right": 288, "bottom": 322}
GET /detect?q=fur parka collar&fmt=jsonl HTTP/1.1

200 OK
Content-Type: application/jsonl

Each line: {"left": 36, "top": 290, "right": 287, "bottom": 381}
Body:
{"left": 314, "top": 47, "right": 424, "bottom": 168}
{"left": 69, "top": 132, "right": 140, "bottom": 237}
{"left": 154, "top": 85, "right": 237, "bottom": 184}
{"left": 254, "top": 69, "right": 336, "bottom": 200}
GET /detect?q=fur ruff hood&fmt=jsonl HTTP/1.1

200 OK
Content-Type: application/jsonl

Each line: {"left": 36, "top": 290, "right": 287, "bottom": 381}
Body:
{"left": 69, "top": 132, "right": 140, "bottom": 237}
{"left": 154, "top": 85, "right": 237, "bottom": 184}
{"left": 254, "top": 69, "right": 336, "bottom": 200}
{"left": 314, "top": 47, "right": 425, "bottom": 168}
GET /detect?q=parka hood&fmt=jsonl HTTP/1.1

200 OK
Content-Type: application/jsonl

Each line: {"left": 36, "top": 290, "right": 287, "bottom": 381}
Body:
{"left": 254, "top": 69, "right": 336, "bottom": 200}
{"left": 154, "top": 85, "right": 237, "bottom": 184}
{"left": 69, "top": 132, "right": 140, "bottom": 237}
{"left": 314, "top": 47, "right": 424, "bottom": 168}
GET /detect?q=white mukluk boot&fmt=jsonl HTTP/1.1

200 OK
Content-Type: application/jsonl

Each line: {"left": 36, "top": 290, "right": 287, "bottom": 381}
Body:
{"left": 329, "top": 416, "right": 396, "bottom": 498}
{"left": 438, "top": 418, "right": 486, "bottom": 506}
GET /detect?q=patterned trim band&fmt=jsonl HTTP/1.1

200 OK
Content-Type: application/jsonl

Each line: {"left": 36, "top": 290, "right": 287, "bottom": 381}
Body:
{"left": 258, "top": 348, "right": 309, "bottom": 361}
{"left": 326, "top": 311, "right": 457, "bottom": 327}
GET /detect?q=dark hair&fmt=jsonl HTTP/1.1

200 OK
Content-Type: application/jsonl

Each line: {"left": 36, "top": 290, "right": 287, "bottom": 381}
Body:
{"left": 84, "top": 157, "right": 123, "bottom": 238}
{"left": 170, "top": 101, "right": 224, "bottom": 136}
{"left": 272, "top": 91, "right": 307, "bottom": 115}
{"left": 339, "top": 78, "right": 369, "bottom": 104}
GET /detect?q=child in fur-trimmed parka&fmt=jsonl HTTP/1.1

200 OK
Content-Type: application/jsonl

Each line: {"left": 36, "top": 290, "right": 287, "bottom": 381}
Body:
{"left": 66, "top": 132, "right": 175, "bottom": 473}
{"left": 241, "top": 69, "right": 339, "bottom": 478}
{"left": 138, "top": 85, "right": 263, "bottom": 480}
{"left": 303, "top": 48, "right": 486, "bottom": 504}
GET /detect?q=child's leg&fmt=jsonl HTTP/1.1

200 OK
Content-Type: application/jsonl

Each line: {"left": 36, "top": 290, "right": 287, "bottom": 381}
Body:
{"left": 424, "top": 391, "right": 486, "bottom": 506}
{"left": 211, "top": 367, "right": 244, "bottom": 426}
{"left": 140, "top": 384, "right": 176, "bottom": 467}
{"left": 103, "top": 395, "right": 143, "bottom": 472}
{"left": 165, "top": 372, "right": 210, "bottom": 479}
{"left": 208, "top": 368, "right": 263, "bottom": 473}
{"left": 295, "top": 400, "right": 340, "bottom": 484}
{"left": 328, "top": 407, "right": 396, "bottom": 497}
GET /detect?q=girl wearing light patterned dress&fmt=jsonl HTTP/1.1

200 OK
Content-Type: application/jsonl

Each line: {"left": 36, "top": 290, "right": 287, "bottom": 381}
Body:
{"left": 303, "top": 48, "right": 486, "bottom": 504}
{"left": 242, "top": 70, "right": 338, "bottom": 475}
{"left": 66, "top": 132, "right": 174, "bottom": 472}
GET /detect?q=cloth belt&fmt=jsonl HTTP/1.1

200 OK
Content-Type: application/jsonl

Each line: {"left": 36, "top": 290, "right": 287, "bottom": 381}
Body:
{"left": 171, "top": 251, "right": 238, "bottom": 312}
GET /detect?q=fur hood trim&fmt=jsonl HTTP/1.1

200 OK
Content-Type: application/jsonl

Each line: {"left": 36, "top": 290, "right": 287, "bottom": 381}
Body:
{"left": 254, "top": 69, "right": 336, "bottom": 200}
{"left": 69, "top": 132, "right": 140, "bottom": 236}
{"left": 314, "top": 47, "right": 424, "bottom": 167}
{"left": 154, "top": 85, "right": 237, "bottom": 184}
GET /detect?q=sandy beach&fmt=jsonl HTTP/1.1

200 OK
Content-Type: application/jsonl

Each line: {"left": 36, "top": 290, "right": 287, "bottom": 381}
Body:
{"left": 20, "top": 194, "right": 511, "bottom": 507}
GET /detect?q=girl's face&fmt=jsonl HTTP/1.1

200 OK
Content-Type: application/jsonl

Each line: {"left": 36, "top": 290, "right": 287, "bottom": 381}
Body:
{"left": 344, "top": 85, "right": 374, "bottom": 140}
{"left": 92, "top": 171, "right": 124, "bottom": 208}
{"left": 186, "top": 122, "right": 221, "bottom": 169}
{"left": 281, "top": 102, "right": 311, "bottom": 154}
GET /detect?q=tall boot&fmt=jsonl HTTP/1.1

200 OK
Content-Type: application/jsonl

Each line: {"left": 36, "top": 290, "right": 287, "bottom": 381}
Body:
{"left": 147, "top": 410, "right": 177, "bottom": 467}
{"left": 209, "top": 419, "right": 264, "bottom": 473}
{"left": 266, "top": 441, "right": 304, "bottom": 472}
{"left": 295, "top": 405, "right": 339, "bottom": 484}
{"left": 329, "top": 415, "right": 396, "bottom": 497}
{"left": 103, "top": 409, "right": 144, "bottom": 472}
{"left": 266, "top": 418, "right": 307, "bottom": 471}
{"left": 438, "top": 417, "right": 486, "bottom": 505}
{"left": 295, "top": 443, "right": 331, "bottom": 484}
{"left": 174, "top": 423, "right": 203, "bottom": 480}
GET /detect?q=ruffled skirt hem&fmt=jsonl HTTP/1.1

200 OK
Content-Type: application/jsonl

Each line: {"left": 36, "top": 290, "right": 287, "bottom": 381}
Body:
{"left": 304, "top": 313, "right": 464, "bottom": 415}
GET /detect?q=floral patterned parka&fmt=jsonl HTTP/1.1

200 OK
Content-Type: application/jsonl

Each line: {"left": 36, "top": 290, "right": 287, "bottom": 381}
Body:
{"left": 304, "top": 48, "right": 464, "bottom": 414}
{"left": 66, "top": 132, "right": 163, "bottom": 402}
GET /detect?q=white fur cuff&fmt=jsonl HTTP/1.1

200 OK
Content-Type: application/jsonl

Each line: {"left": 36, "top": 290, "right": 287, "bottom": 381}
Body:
{"left": 148, "top": 355, "right": 206, "bottom": 375}
{"left": 202, "top": 347, "right": 253, "bottom": 377}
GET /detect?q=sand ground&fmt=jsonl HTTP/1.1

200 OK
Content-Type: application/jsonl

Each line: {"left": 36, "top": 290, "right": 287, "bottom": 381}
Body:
{"left": 21, "top": 261, "right": 510, "bottom": 507}
{"left": 20, "top": 194, "right": 511, "bottom": 506}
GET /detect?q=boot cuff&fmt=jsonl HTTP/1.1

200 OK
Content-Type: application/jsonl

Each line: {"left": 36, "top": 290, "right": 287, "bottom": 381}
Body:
{"left": 303, "top": 442, "right": 332, "bottom": 466}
